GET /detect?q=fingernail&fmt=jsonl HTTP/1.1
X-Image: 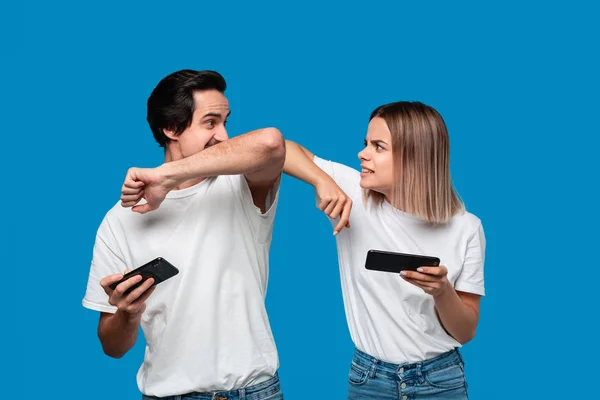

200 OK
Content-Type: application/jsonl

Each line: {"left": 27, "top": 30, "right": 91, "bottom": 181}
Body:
{"left": 400, "top": 271, "right": 407, "bottom": 276}
{"left": 333, "top": 231, "right": 338, "bottom": 236}
{"left": 417, "top": 268, "right": 423, "bottom": 272}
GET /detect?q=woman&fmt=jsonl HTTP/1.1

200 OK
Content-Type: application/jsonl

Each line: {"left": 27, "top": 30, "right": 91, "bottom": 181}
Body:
{"left": 283, "top": 101, "right": 485, "bottom": 399}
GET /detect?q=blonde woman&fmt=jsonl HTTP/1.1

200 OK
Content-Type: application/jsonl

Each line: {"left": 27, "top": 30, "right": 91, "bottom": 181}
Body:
{"left": 284, "top": 101, "right": 485, "bottom": 399}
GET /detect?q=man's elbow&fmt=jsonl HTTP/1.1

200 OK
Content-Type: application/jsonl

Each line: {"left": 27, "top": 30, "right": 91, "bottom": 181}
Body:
{"left": 101, "top": 343, "right": 127, "bottom": 359}
{"left": 260, "top": 127, "right": 286, "bottom": 162}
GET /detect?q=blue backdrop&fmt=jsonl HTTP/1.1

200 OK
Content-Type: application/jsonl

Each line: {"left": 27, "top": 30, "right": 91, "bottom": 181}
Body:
{"left": 8, "top": 1, "right": 599, "bottom": 398}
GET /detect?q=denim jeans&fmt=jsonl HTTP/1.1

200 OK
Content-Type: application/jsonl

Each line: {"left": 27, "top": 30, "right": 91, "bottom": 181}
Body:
{"left": 347, "top": 348, "right": 469, "bottom": 400}
{"left": 141, "top": 373, "right": 283, "bottom": 400}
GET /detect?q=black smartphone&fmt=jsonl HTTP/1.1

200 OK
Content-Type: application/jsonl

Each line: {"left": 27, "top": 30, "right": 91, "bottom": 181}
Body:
{"left": 109, "top": 257, "right": 179, "bottom": 295}
{"left": 365, "top": 250, "right": 440, "bottom": 273}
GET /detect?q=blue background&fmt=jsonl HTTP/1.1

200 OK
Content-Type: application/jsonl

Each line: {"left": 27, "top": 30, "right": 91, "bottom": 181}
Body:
{"left": 8, "top": 1, "right": 599, "bottom": 398}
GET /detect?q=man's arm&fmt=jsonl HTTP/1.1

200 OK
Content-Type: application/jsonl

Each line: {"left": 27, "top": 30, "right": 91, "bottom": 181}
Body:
{"left": 122, "top": 128, "right": 285, "bottom": 214}
{"left": 97, "top": 272, "right": 156, "bottom": 358}
{"left": 98, "top": 311, "right": 141, "bottom": 358}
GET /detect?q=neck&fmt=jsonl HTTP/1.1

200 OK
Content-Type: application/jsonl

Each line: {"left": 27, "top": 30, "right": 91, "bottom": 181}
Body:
{"left": 164, "top": 146, "right": 205, "bottom": 190}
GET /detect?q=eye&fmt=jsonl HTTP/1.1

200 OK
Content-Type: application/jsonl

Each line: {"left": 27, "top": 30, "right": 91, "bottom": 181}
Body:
{"left": 363, "top": 139, "right": 368, "bottom": 147}
{"left": 206, "top": 120, "right": 215, "bottom": 128}
{"left": 376, "top": 144, "right": 383, "bottom": 150}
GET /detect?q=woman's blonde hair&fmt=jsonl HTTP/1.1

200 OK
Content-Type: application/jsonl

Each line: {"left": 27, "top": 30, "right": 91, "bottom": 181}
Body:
{"left": 366, "top": 101, "right": 464, "bottom": 224}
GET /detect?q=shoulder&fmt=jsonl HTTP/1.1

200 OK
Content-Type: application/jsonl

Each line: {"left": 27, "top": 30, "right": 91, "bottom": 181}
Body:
{"left": 450, "top": 210, "right": 483, "bottom": 239}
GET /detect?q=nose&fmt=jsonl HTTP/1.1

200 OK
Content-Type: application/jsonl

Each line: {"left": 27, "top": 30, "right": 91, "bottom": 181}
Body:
{"left": 214, "top": 127, "right": 229, "bottom": 141}
{"left": 358, "top": 147, "right": 370, "bottom": 161}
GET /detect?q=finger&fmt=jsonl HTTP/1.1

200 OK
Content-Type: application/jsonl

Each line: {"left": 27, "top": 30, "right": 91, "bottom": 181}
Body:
{"left": 417, "top": 266, "right": 448, "bottom": 276}
{"left": 318, "top": 197, "right": 332, "bottom": 212}
{"left": 125, "top": 277, "right": 155, "bottom": 303}
{"left": 400, "top": 271, "right": 438, "bottom": 282}
{"left": 323, "top": 200, "right": 337, "bottom": 215}
{"left": 113, "top": 274, "right": 144, "bottom": 296}
{"left": 405, "top": 277, "right": 436, "bottom": 287}
{"left": 121, "top": 198, "right": 144, "bottom": 208}
{"left": 333, "top": 208, "right": 348, "bottom": 235}
{"left": 126, "top": 179, "right": 144, "bottom": 187}
{"left": 132, "top": 203, "right": 152, "bottom": 214}
{"left": 329, "top": 199, "right": 345, "bottom": 219}
{"left": 121, "top": 192, "right": 144, "bottom": 202}
{"left": 99, "top": 273, "right": 125, "bottom": 289}
{"left": 335, "top": 201, "right": 352, "bottom": 232}
{"left": 130, "top": 284, "right": 157, "bottom": 306}
{"left": 401, "top": 276, "right": 437, "bottom": 290}
{"left": 125, "top": 168, "right": 142, "bottom": 184}
{"left": 401, "top": 275, "right": 427, "bottom": 290}
{"left": 122, "top": 186, "right": 144, "bottom": 195}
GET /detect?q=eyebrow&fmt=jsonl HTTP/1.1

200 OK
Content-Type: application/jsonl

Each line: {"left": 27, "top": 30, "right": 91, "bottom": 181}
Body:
{"left": 365, "top": 139, "right": 388, "bottom": 146}
{"left": 201, "top": 110, "right": 231, "bottom": 120}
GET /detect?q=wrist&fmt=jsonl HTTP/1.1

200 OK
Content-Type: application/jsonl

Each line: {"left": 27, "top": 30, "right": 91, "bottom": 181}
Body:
{"left": 433, "top": 280, "right": 454, "bottom": 301}
{"left": 157, "top": 163, "right": 184, "bottom": 189}
{"left": 313, "top": 172, "right": 333, "bottom": 188}
{"left": 116, "top": 308, "right": 143, "bottom": 325}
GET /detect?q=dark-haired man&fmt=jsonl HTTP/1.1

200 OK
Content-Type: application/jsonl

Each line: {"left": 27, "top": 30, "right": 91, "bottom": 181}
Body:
{"left": 82, "top": 70, "right": 286, "bottom": 399}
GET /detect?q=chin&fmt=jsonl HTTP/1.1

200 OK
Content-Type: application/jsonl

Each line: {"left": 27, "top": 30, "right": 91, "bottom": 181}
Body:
{"left": 359, "top": 180, "right": 372, "bottom": 190}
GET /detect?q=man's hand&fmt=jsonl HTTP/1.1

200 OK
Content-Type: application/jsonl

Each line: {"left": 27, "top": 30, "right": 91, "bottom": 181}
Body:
{"left": 100, "top": 270, "right": 156, "bottom": 317}
{"left": 120, "top": 167, "right": 176, "bottom": 214}
{"left": 315, "top": 176, "right": 352, "bottom": 235}
{"left": 400, "top": 266, "right": 451, "bottom": 298}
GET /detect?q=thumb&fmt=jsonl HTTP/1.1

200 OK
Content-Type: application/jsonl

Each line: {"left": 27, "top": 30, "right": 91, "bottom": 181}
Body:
{"left": 132, "top": 203, "right": 153, "bottom": 214}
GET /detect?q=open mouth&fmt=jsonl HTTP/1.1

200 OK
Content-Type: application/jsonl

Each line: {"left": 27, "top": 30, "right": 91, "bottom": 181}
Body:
{"left": 361, "top": 168, "right": 374, "bottom": 174}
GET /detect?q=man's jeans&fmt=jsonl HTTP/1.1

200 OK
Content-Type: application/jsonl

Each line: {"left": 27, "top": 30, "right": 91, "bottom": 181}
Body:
{"left": 142, "top": 373, "right": 283, "bottom": 400}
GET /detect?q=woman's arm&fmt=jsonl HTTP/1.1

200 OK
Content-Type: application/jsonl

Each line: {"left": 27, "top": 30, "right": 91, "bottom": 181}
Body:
{"left": 283, "top": 140, "right": 352, "bottom": 234}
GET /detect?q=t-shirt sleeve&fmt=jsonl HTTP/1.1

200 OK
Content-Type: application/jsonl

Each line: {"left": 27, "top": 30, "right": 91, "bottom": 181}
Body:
{"left": 455, "top": 222, "right": 486, "bottom": 296}
{"left": 82, "top": 217, "right": 127, "bottom": 313}
{"left": 312, "top": 155, "right": 362, "bottom": 201}
{"left": 226, "top": 174, "right": 281, "bottom": 245}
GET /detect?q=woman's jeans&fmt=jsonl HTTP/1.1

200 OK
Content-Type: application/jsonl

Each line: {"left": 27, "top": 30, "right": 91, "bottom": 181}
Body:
{"left": 347, "top": 348, "right": 469, "bottom": 400}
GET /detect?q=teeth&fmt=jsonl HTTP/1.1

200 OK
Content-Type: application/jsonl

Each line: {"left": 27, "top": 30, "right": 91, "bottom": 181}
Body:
{"left": 362, "top": 169, "right": 374, "bottom": 173}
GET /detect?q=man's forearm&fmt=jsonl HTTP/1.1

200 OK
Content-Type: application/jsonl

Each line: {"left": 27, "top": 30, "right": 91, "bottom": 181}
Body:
{"left": 283, "top": 140, "right": 329, "bottom": 187}
{"left": 98, "top": 311, "right": 141, "bottom": 358}
{"left": 160, "top": 128, "right": 285, "bottom": 185}
{"left": 434, "top": 289, "right": 479, "bottom": 344}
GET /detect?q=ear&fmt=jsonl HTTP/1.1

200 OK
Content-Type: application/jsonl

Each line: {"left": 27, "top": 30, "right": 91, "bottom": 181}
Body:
{"left": 163, "top": 128, "right": 178, "bottom": 141}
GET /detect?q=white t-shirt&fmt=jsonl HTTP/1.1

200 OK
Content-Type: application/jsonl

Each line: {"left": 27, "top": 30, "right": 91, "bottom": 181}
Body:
{"left": 82, "top": 174, "right": 280, "bottom": 397}
{"left": 313, "top": 156, "right": 486, "bottom": 364}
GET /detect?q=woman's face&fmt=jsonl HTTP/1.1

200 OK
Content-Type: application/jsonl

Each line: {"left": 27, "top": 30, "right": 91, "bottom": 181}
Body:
{"left": 358, "top": 117, "right": 395, "bottom": 200}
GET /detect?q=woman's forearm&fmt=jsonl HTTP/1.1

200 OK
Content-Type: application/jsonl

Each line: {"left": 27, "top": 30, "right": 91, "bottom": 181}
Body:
{"left": 283, "top": 140, "right": 328, "bottom": 186}
{"left": 433, "top": 288, "right": 480, "bottom": 344}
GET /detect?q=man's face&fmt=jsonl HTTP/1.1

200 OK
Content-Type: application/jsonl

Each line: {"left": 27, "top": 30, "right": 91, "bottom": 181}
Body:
{"left": 166, "top": 89, "right": 230, "bottom": 158}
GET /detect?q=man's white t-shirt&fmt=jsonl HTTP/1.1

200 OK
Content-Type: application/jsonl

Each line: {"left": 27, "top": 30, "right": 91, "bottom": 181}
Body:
{"left": 313, "top": 156, "right": 486, "bottom": 364}
{"left": 82, "top": 174, "right": 280, "bottom": 397}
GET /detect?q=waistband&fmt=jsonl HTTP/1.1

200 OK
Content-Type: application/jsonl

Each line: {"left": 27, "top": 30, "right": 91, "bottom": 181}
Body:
{"left": 142, "top": 373, "right": 280, "bottom": 400}
{"left": 352, "top": 348, "right": 464, "bottom": 379}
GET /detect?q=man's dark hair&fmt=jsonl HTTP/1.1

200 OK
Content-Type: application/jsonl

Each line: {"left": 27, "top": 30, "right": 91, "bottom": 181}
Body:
{"left": 147, "top": 70, "right": 227, "bottom": 147}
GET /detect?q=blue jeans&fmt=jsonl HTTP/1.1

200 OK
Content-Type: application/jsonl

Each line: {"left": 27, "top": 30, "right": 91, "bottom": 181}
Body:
{"left": 347, "top": 348, "right": 469, "bottom": 400}
{"left": 141, "top": 373, "right": 283, "bottom": 400}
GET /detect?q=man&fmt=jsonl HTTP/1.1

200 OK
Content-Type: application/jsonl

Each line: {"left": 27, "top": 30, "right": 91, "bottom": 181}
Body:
{"left": 82, "top": 69, "right": 286, "bottom": 399}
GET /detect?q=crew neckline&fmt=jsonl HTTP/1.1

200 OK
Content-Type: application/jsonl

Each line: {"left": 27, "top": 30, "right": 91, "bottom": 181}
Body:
{"left": 165, "top": 178, "right": 212, "bottom": 199}
{"left": 381, "top": 199, "right": 425, "bottom": 222}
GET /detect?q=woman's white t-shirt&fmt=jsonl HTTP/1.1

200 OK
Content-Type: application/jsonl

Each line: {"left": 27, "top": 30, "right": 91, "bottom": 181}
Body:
{"left": 313, "top": 156, "right": 486, "bottom": 364}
